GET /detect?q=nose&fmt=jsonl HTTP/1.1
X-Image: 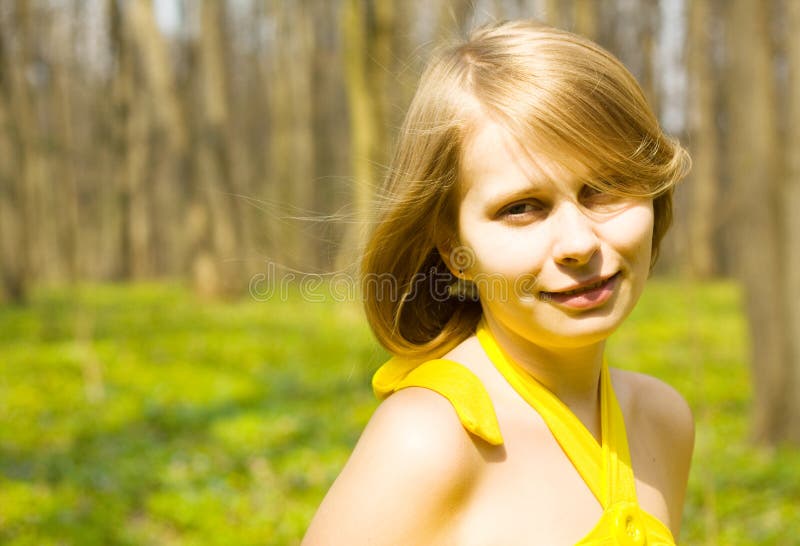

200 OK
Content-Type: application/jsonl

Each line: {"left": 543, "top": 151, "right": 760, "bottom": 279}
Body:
{"left": 550, "top": 202, "right": 600, "bottom": 267}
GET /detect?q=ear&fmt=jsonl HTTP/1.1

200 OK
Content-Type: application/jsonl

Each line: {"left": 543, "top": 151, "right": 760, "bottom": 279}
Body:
{"left": 436, "top": 236, "right": 460, "bottom": 278}
{"left": 436, "top": 236, "right": 475, "bottom": 280}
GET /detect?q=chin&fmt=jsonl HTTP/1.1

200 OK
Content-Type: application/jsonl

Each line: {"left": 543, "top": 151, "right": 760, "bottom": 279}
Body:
{"left": 546, "top": 324, "right": 620, "bottom": 348}
{"left": 542, "top": 307, "right": 628, "bottom": 346}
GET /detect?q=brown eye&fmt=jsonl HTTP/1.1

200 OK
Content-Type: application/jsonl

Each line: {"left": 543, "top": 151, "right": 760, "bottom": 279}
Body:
{"left": 580, "top": 185, "right": 619, "bottom": 204}
{"left": 507, "top": 203, "right": 532, "bottom": 215}
{"left": 503, "top": 201, "right": 544, "bottom": 217}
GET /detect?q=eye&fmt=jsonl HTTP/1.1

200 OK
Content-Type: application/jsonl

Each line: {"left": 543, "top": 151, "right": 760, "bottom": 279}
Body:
{"left": 580, "top": 184, "right": 621, "bottom": 206}
{"left": 501, "top": 200, "right": 545, "bottom": 218}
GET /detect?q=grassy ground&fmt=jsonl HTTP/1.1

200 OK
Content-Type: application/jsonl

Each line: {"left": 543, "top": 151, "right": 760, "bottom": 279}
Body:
{"left": 0, "top": 280, "right": 797, "bottom": 545}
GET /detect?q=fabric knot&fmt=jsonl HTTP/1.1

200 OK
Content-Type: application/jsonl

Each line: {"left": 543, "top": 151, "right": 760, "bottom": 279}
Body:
{"left": 614, "top": 503, "right": 648, "bottom": 546}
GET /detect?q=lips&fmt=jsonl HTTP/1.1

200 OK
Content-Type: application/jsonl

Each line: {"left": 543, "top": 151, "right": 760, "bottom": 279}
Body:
{"left": 555, "top": 276, "right": 610, "bottom": 296}
{"left": 537, "top": 271, "right": 621, "bottom": 309}
{"left": 541, "top": 272, "right": 621, "bottom": 296}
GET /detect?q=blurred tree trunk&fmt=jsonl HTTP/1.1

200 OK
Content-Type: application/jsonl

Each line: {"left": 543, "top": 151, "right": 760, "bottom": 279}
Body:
{"left": 240, "top": 0, "right": 272, "bottom": 268}
{"left": 26, "top": 7, "right": 62, "bottom": 285}
{"left": 339, "top": 0, "right": 394, "bottom": 270}
{"left": 727, "top": 0, "right": 791, "bottom": 444}
{"left": 686, "top": 0, "right": 718, "bottom": 278}
{"left": 784, "top": 0, "right": 800, "bottom": 443}
{"left": 436, "top": 0, "right": 474, "bottom": 36}
{"left": 266, "top": 1, "right": 291, "bottom": 268}
{"left": 108, "top": 0, "right": 134, "bottom": 279}
{"left": 124, "top": 1, "right": 153, "bottom": 280}
{"left": 612, "top": 0, "right": 660, "bottom": 112}
{"left": 311, "top": 0, "right": 350, "bottom": 271}
{"left": 125, "top": 0, "right": 177, "bottom": 279}
{"left": 390, "top": 1, "right": 421, "bottom": 137}
{"left": 0, "top": 0, "right": 41, "bottom": 303}
{"left": 127, "top": 0, "right": 187, "bottom": 151}
{"left": 544, "top": 0, "right": 565, "bottom": 27}
{"left": 573, "top": 0, "right": 597, "bottom": 39}
{"left": 127, "top": 0, "right": 193, "bottom": 285}
{"left": 267, "top": 0, "right": 315, "bottom": 272}
{"left": 368, "top": 1, "right": 394, "bottom": 165}
{"left": 639, "top": 0, "right": 659, "bottom": 114}
{"left": 540, "top": 0, "right": 596, "bottom": 39}
{"left": 0, "top": 10, "right": 29, "bottom": 303}
{"left": 339, "top": 0, "right": 375, "bottom": 270}
{"left": 50, "top": 4, "right": 81, "bottom": 283}
{"left": 193, "top": 0, "right": 245, "bottom": 296}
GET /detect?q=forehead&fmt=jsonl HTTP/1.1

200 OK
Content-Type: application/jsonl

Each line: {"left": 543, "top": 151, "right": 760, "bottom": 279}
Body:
{"left": 459, "top": 118, "right": 592, "bottom": 199}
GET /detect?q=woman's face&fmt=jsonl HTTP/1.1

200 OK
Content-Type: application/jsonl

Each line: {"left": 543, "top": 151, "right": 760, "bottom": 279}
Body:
{"left": 451, "top": 119, "right": 654, "bottom": 349}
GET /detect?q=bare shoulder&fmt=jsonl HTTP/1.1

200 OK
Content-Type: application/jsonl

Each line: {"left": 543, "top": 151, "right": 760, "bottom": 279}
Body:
{"left": 615, "top": 369, "right": 695, "bottom": 445}
{"left": 302, "top": 386, "right": 483, "bottom": 546}
{"left": 611, "top": 368, "right": 695, "bottom": 533}
{"left": 357, "top": 386, "right": 486, "bottom": 479}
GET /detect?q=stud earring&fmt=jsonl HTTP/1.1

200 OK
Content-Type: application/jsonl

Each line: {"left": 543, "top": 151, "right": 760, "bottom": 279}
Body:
{"left": 448, "top": 270, "right": 479, "bottom": 301}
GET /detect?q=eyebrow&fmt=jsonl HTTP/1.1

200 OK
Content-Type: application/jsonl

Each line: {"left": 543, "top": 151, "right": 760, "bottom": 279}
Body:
{"left": 481, "top": 181, "right": 551, "bottom": 206}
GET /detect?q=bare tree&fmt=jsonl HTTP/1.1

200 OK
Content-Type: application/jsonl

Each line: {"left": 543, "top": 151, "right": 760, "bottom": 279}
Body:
{"left": 267, "top": 0, "right": 316, "bottom": 272}
{"left": 726, "top": 0, "right": 791, "bottom": 444}
{"left": 310, "top": 0, "right": 350, "bottom": 271}
{"left": 108, "top": 0, "right": 135, "bottom": 279}
{"left": 622, "top": 0, "right": 661, "bottom": 111}
{"left": 783, "top": 0, "right": 800, "bottom": 443}
{"left": 192, "top": 0, "right": 246, "bottom": 296}
{"left": 0, "top": 0, "right": 42, "bottom": 302}
{"left": 0, "top": 12, "right": 29, "bottom": 302}
{"left": 573, "top": 0, "right": 597, "bottom": 39}
{"left": 339, "top": 0, "right": 394, "bottom": 269}
{"left": 543, "top": 0, "right": 565, "bottom": 27}
{"left": 125, "top": 0, "right": 189, "bottom": 278}
{"left": 686, "top": 0, "right": 719, "bottom": 278}
{"left": 48, "top": 3, "right": 81, "bottom": 283}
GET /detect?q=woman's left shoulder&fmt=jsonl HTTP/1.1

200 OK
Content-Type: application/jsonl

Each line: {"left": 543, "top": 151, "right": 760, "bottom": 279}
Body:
{"left": 610, "top": 368, "right": 695, "bottom": 534}
{"left": 611, "top": 367, "right": 695, "bottom": 446}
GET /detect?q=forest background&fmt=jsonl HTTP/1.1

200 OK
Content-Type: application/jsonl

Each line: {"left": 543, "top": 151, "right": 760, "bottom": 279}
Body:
{"left": 1, "top": 0, "right": 799, "bottom": 544}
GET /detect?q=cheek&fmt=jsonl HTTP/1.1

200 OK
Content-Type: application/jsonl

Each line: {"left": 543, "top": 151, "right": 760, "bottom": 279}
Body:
{"left": 606, "top": 202, "right": 654, "bottom": 265}
{"left": 461, "top": 222, "right": 549, "bottom": 275}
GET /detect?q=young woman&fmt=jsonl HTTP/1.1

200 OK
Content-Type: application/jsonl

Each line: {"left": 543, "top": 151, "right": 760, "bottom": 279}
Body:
{"left": 303, "top": 20, "right": 694, "bottom": 546}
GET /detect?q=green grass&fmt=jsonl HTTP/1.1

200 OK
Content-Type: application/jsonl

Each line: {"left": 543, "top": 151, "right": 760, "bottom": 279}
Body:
{"left": 0, "top": 279, "right": 798, "bottom": 545}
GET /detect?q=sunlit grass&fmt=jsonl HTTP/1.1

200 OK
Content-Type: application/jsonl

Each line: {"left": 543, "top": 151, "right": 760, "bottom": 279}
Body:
{"left": 0, "top": 279, "right": 797, "bottom": 545}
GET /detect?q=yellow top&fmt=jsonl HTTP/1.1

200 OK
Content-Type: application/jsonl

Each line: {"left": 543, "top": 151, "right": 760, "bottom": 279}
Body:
{"left": 372, "top": 321, "right": 676, "bottom": 545}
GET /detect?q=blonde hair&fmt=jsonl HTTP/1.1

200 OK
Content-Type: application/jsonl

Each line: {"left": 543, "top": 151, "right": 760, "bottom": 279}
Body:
{"left": 361, "top": 20, "right": 690, "bottom": 358}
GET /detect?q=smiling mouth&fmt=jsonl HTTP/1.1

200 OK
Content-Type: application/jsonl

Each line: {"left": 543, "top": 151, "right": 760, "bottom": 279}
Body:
{"left": 554, "top": 277, "right": 609, "bottom": 295}
{"left": 539, "top": 271, "right": 621, "bottom": 300}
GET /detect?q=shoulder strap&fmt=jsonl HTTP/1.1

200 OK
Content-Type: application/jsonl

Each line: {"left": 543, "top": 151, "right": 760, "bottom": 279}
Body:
{"left": 600, "top": 364, "right": 638, "bottom": 506}
{"left": 476, "top": 320, "right": 638, "bottom": 507}
{"left": 372, "top": 357, "right": 504, "bottom": 446}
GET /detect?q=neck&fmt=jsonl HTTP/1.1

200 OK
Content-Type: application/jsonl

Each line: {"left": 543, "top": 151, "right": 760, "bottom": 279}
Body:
{"left": 482, "top": 315, "right": 606, "bottom": 426}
